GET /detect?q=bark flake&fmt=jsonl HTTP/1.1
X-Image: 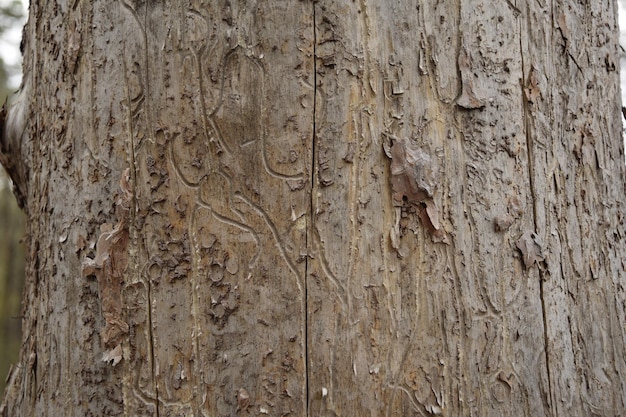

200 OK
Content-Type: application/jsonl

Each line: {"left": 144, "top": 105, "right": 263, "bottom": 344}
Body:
{"left": 81, "top": 168, "right": 132, "bottom": 366}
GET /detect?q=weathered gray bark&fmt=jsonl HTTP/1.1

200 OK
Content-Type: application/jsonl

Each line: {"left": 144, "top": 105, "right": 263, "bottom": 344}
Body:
{"left": 1, "top": 1, "right": 626, "bottom": 416}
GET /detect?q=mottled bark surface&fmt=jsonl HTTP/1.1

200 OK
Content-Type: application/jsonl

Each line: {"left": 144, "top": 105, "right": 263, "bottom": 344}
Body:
{"left": 309, "top": 1, "right": 626, "bottom": 416}
{"left": 1, "top": 1, "right": 626, "bottom": 416}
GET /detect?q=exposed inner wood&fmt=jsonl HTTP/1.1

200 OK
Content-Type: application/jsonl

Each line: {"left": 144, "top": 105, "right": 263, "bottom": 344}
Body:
{"left": 1, "top": 1, "right": 625, "bottom": 416}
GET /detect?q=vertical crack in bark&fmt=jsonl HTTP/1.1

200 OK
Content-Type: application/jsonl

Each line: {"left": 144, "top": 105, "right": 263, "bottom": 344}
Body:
{"left": 146, "top": 279, "right": 158, "bottom": 417}
{"left": 520, "top": 5, "right": 553, "bottom": 414}
{"left": 122, "top": 43, "right": 158, "bottom": 416}
{"left": 305, "top": 3, "right": 317, "bottom": 415}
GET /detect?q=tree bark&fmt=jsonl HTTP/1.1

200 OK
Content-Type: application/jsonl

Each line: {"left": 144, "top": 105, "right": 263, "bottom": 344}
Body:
{"left": 1, "top": 1, "right": 626, "bottom": 416}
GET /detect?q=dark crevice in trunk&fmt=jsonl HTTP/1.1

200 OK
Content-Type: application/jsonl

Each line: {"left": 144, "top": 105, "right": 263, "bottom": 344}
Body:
{"left": 520, "top": 4, "right": 553, "bottom": 414}
{"left": 305, "top": 3, "right": 318, "bottom": 416}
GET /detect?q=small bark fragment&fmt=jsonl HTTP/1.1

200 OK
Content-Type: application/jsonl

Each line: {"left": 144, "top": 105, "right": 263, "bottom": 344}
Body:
{"left": 456, "top": 45, "right": 485, "bottom": 109}
{"left": 515, "top": 231, "right": 545, "bottom": 270}
{"left": 237, "top": 388, "right": 250, "bottom": 411}
{"left": 524, "top": 66, "right": 542, "bottom": 104}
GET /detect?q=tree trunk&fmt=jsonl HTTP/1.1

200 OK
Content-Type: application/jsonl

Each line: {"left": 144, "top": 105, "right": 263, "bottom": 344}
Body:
{"left": 2, "top": 1, "right": 626, "bottom": 416}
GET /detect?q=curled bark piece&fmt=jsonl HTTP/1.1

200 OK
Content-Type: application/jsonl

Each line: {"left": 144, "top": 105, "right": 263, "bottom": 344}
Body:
{"left": 516, "top": 231, "right": 545, "bottom": 269}
{"left": 383, "top": 133, "right": 448, "bottom": 244}
{"left": 383, "top": 132, "right": 436, "bottom": 207}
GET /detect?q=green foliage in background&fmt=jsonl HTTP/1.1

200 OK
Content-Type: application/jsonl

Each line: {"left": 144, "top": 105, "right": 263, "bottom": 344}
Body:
{"left": 0, "top": 0, "right": 25, "bottom": 399}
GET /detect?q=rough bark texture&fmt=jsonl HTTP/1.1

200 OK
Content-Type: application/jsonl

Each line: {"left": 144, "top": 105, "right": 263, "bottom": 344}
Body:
{"left": 1, "top": 0, "right": 626, "bottom": 416}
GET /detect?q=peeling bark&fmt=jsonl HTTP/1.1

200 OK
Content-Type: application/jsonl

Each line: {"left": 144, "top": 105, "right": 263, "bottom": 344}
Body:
{"left": 82, "top": 169, "right": 132, "bottom": 366}
{"left": 1, "top": 1, "right": 625, "bottom": 416}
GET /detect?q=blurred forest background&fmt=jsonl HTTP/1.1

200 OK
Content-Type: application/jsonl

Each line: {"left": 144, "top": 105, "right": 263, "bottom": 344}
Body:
{"left": 1, "top": 0, "right": 626, "bottom": 400}
{"left": 0, "top": 0, "right": 26, "bottom": 397}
